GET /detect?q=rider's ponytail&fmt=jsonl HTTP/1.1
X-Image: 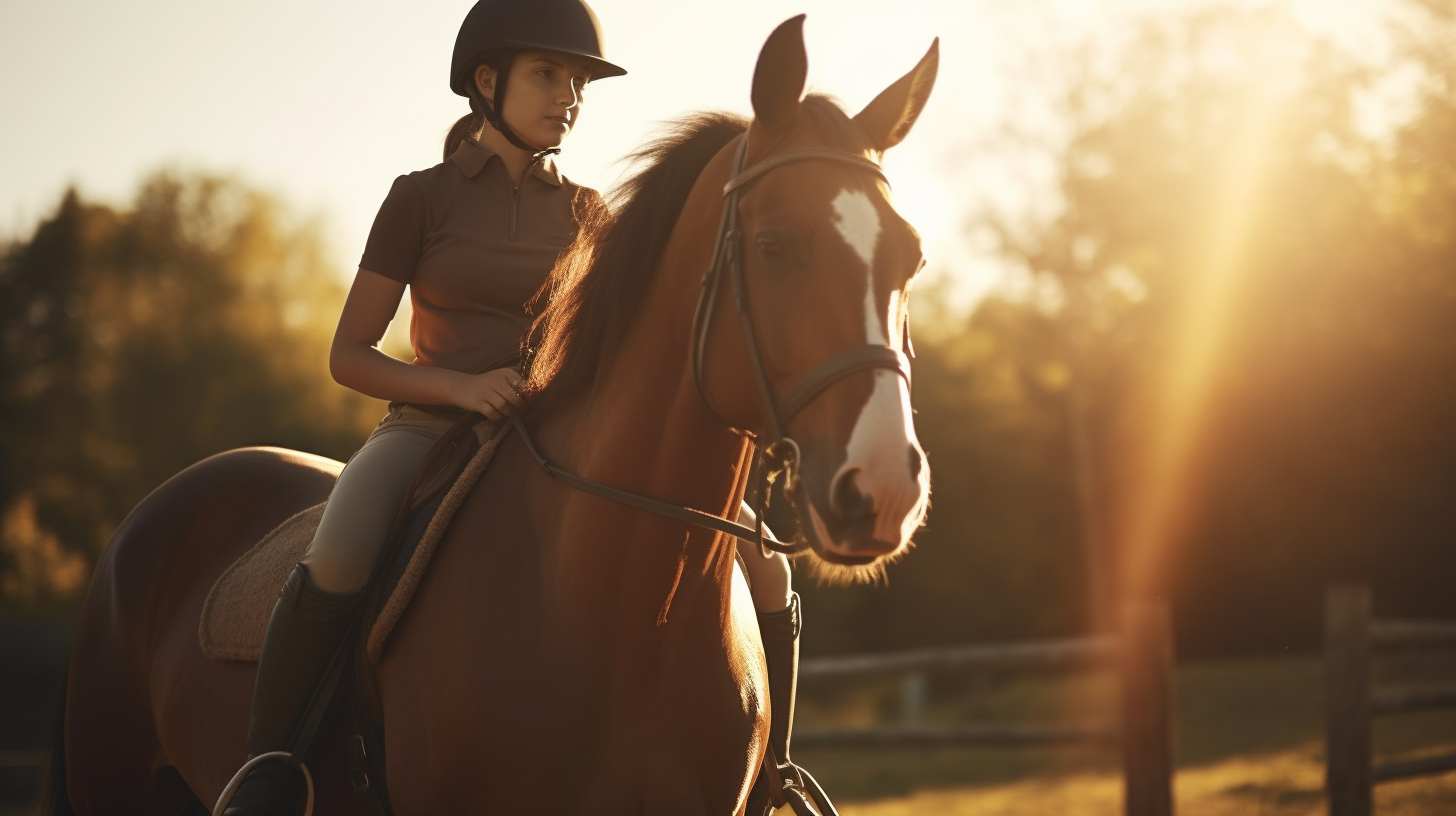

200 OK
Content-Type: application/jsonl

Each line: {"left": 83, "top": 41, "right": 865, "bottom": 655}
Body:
{"left": 443, "top": 52, "right": 517, "bottom": 161}
{"left": 443, "top": 112, "right": 485, "bottom": 162}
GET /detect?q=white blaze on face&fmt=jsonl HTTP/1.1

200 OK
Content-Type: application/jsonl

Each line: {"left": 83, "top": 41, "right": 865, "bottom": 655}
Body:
{"left": 840, "top": 371, "right": 928, "bottom": 545}
{"left": 827, "top": 188, "right": 929, "bottom": 549}
{"left": 830, "top": 189, "right": 885, "bottom": 343}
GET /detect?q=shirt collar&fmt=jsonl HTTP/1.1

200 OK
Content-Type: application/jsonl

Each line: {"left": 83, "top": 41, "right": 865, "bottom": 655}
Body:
{"left": 449, "top": 138, "right": 563, "bottom": 187}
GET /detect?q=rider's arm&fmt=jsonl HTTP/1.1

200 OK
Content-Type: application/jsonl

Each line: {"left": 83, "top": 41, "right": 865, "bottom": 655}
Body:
{"left": 328, "top": 268, "right": 524, "bottom": 419}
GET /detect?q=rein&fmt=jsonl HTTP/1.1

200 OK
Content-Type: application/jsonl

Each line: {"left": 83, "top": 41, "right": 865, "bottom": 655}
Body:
{"left": 502, "top": 409, "right": 764, "bottom": 543}
{"left": 503, "top": 135, "right": 911, "bottom": 554}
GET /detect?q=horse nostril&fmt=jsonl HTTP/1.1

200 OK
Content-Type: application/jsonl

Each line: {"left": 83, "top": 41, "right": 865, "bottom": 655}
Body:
{"left": 908, "top": 445, "right": 923, "bottom": 480}
{"left": 830, "top": 468, "right": 872, "bottom": 521}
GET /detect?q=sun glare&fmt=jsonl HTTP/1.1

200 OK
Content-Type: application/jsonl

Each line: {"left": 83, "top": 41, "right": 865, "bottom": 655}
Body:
{"left": 1119, "top": 86, "right": 1285, "bottom": 600}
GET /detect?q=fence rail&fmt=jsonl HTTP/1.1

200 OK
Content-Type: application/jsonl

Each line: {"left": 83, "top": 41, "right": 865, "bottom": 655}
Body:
{"left": 801, "top": 635, "right": 1117, "bottom": 679}
{"left": 0, "top": 751, "right": 42, "bottom": 768}
{"left": 1369, "top": 683, "right": 1456, "bottom": 716}
{"left": 796, "top": 599, "right": 1174, "bottom": 816}
{"left": 1325, "top": 584, "right": 1456, "bottom": 816}
{"left": 1370, "top": 618, "right": 1456, "bottom": 649}
{"left": 794, "top": 723, "right": 1120, "bottom": 750}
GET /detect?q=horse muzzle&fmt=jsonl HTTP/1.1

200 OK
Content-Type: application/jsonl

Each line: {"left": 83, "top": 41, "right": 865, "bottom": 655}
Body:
{"left": 799, "top": 438, "right": 928, "bottom": 564}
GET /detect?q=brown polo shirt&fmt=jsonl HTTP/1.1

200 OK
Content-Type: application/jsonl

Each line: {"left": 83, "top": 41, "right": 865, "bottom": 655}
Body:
{"left": 360, "top": 138, "right": 595, "bottom": 375}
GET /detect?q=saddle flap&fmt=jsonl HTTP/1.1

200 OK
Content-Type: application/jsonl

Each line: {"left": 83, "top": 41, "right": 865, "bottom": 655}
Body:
{"left": 197, "top": 419, "right": 512, "bottom": 664}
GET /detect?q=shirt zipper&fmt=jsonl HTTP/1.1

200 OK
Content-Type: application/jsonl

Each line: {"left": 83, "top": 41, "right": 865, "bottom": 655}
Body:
{"left": 509, "top": 153, "right": 547, "bottom": 242}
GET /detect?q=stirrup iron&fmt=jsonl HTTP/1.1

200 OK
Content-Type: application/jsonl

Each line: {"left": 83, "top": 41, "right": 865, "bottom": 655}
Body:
{"left": 212, "top": 751, "right": 316, "bottom": 816}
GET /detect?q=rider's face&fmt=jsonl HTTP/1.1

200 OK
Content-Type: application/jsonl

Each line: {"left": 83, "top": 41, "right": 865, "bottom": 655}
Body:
{"left": 479, "top": 50, "right": 594, "bottom": 151}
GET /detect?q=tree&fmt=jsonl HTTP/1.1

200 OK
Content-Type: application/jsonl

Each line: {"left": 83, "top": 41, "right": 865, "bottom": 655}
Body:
{"left": 800, "top": 2, "right": 1456, "bottom": 658}
{"left": 977, "top": 3, "right": 1456, "bottom": 653}
{"left": 0, "top": 172, "right": 381, "bottom": 617}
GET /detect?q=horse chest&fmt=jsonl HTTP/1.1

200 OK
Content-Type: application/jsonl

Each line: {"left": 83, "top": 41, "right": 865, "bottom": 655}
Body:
{"left": 560, "top": 580, "right": 769, "bottom": 811}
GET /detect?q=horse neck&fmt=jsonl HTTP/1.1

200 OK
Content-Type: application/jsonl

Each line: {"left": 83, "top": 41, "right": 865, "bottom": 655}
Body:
{"left": 531, "top": 204, "right": 751, "bottom": 628}
{"left": 540, "top": 323, "right": 748, "bottom": 519}
{"left": 538, "top": 142, "right": 746, "bottom": 537}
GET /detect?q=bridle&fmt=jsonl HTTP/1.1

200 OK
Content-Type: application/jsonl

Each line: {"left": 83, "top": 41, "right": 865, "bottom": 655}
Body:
{"left": 505, "top": 133, "right": 913, "bottom": 556}
{"left": 689, "top": 136, "right": 913, "bottom": 554}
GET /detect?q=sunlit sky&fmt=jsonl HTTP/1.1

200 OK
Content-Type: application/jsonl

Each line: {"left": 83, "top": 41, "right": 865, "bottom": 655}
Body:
{"left": 2, "top": 0, "right": 1393, "bottom": 313}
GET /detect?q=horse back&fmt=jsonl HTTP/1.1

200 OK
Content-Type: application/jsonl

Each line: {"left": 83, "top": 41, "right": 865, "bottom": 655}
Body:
{"left": 90, "top": 447, "right": 342, "bottom": 648}
{"left": 64, "top": 447, "right": 341, "bottom": 814}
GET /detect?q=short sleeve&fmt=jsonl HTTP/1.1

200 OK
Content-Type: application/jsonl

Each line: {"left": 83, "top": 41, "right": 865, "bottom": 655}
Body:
{"left": 359, "top": 175, "right": 426, "bottom": 284}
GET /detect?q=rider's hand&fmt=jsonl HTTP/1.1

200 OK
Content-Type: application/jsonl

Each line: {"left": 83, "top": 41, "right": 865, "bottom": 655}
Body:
{"left": 451, "top": 367, "right": 526, "bottom": 420}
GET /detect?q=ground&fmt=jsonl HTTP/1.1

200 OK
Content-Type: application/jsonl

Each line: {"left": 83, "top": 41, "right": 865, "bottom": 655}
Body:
{"left": 793, "top": 651, "right": 1456, "bottom": 815}
{"left": 835, "top": 746, "right": 1456, "bottom": 815}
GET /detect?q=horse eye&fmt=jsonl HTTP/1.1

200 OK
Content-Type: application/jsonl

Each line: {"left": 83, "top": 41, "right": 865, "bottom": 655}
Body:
{"left": 756, "top": 236, "right": 785, "bottom": 257}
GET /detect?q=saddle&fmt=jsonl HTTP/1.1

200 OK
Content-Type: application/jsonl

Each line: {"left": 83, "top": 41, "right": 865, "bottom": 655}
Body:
{"left": 199, "top": 417, "right": 510, "bottom": 664}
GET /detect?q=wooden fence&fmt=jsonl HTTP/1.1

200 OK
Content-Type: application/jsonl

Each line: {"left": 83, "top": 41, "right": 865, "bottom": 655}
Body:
{"left": 795, "top": 598, "right": 1176, "bottom": 816}
{"left": 1325, "top": 584, "right": 1456, "bottom": 816}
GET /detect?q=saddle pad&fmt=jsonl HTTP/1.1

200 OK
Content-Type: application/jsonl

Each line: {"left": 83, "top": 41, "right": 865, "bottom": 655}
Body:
{"left": 198, "top": 419, "right": 511, "bottom": 663}
{"left": 198, "top": 502, "right": 325, "bottom": 662}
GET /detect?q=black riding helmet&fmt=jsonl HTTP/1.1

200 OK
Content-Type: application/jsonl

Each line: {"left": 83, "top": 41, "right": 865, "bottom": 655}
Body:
{"left": 451, "top": 0, "right": 626, "bottom": 154}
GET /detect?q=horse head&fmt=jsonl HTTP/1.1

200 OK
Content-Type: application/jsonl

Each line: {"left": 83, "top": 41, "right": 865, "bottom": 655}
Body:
{"left": 696, "top": 16, "right": 938, "bottom": 581}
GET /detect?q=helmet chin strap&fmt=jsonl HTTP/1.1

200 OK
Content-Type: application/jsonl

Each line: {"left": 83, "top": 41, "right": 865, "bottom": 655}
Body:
{"left": 468, "top": 67, "right": 562, "bottom": 160}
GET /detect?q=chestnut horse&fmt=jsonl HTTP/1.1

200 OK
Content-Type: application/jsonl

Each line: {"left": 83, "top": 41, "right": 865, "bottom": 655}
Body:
{"left": 46, "top": 16, "right": 936, "bottom": 816}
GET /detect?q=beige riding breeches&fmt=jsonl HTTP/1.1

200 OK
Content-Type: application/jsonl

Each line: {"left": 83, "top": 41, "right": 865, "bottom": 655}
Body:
{"left": 302, "top": 404, "right": 454, "bottom": 594}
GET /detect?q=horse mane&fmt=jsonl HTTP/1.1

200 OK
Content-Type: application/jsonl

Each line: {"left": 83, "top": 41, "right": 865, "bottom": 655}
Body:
{"left": 523, "top": 95, "right": 871, "bottom": 414}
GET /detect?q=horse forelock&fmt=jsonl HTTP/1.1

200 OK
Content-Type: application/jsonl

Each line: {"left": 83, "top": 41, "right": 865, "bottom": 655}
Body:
{"left": 796, "top": 94, "right": 876, "bottom": 155}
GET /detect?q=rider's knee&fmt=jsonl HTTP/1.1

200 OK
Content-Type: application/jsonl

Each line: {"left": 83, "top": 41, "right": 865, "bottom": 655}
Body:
{"left": 299, "top": 550, "right": 372, "bottom": 595}
{"left": 737, "top": 540, "right": 793, "bottom": 613}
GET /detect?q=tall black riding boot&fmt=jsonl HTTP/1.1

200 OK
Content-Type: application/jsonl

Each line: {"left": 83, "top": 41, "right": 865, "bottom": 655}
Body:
{"left": 760, "top": 592, "right": 802, "bottom": 770}
{"left": 746, "top": 592, "right": 808, "bottom": 815}
{"left": 222, "top": 564, "right": 359, "bottom": 816}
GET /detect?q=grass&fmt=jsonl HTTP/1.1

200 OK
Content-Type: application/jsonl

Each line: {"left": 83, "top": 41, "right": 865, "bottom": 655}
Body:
{"left": 793, "top": 650, "right": 1456, "bottom": 813}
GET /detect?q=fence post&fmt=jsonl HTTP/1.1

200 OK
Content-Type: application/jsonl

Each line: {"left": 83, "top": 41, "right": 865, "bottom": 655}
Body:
{"left": 1120, "top": 597, "right": 1175, "bottom": 816}
{"left": 1326, "top": 584, "right": 1372, "bottom": 816}
{"left": 900, "top": 671, "right": 927, "bottom": 724}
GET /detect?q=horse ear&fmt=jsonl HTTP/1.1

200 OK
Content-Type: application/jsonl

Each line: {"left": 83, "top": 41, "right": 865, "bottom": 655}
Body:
{"left": 751, "top": 15, "right": 808, "bottom": 131}
{"left": 853, "top": 38, "right": 940, "bottom": 152}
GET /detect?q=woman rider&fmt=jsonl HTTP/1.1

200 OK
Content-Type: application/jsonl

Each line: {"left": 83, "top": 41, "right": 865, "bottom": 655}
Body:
{"left": 221, "top": 1, "right": 807, "bottom": 813}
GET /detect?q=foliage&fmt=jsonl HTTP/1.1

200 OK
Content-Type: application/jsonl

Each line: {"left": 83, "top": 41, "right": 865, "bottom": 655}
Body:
{"left": 805, "top": 2, "right": 1456, "bottom": 658}
{"left": 798, "top": 285, "right": 1086, "bottom": 653}
{"left": 0, "top": 172, "right": 381, "bottom": 617}
{"left": 990, "top": 7, "right": 1418, "bottom": 651}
